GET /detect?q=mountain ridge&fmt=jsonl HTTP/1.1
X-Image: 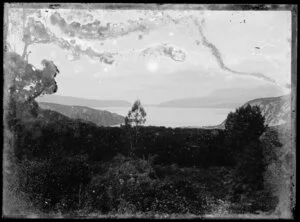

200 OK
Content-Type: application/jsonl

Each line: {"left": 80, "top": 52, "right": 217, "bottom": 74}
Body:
{"left": 37, "top": 95, "right": 131, "bottom": 107}
{"left": 157, "top": 86, "right": 285, "bottom": 108}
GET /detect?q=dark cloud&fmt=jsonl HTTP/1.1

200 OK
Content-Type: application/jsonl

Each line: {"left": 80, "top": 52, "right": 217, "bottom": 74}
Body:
{"left": 50, "top": 12, "right": 105, "bottom": 39}
{"left": 49, "top": 11, "right": 150, "bottom": 41}
{"left": 23, "top": 15, "right": 117, "bottom": 65}
{"left": 25, "top": 17, "right": 52, "bottom": 44}
{"left": 55, "top": 37, "right": 117, "bottom": 64}
{"left": 163, "top": 46, "right": 186, "bottom": 62}
{"left": 24, "top": 12, "right": 189, "bottom": 64}
{"left": 142, "top": 44, "right": 186, "bottom": 62}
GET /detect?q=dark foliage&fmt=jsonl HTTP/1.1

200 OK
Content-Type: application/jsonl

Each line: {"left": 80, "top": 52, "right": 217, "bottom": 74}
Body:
{"left": 225, "top": 104, "right": 266, "bottom": 148}
{"left": 5, "top": 52, "right": 59, "bottom": 103}
{"left": 16, "top": 155, "right": 91, "bottom": 213}
{"left": 12, "top": 100, "right": 234, "bottom": 168}
{"left": 83, "top": 155, "right": 208, "bottom": 215}
{"left": 224, "top": 104, "right": 269, "bottom": 204}
{"left": 6, "top": 99, "right": 279, "bottom": 215}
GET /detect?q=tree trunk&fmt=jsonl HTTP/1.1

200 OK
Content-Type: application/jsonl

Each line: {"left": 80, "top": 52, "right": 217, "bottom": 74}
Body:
{"left": 22, "top": 43, "right": 29, "bottom": 60}
{"left": 3, "top": 5, "right": 9, "bottom": 52}
{"left": 128, "top": 128, "right": 133, "bottom": 157}
{"left": 135, "top": 126, "right": 138, "bottom": 147}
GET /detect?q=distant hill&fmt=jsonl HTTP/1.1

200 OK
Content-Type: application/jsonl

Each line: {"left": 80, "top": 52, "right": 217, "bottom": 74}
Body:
{"left": 158, "top": 86, "right": 284, "bottom": 108}
{"left": 211, "top": 94, "right": 291, "bottom": 129}
{"left": 36, "top": 95, "right": 131, "bottom": 108}
{"left": 38, "top": 102, "right": 125, "bottom": 127}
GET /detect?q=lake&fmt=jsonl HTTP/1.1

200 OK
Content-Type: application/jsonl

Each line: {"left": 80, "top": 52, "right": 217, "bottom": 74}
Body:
{"left": 96, "top": 106, "right": 234, "bottom": 128}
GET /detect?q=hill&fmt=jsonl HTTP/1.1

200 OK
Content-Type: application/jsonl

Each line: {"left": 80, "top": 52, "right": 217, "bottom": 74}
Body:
{"left": 158, "top": 86, "right": 284, "bottom": 108}
{"left": 36, "top": 95, "right": 131, "bottom": 107}
{"left": 38, "top": 102, "right": 125, "bottom": 127}
{"left": 211, "top": 94, "right": 291, "bottom": 129}
{"left": 242, "top": 94, "right": 291, "bottom": 126}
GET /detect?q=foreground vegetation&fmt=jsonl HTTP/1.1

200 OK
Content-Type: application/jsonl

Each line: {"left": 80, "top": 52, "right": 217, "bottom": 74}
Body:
{"left": 3, "top": 99, "right": 283, "bottom": 217}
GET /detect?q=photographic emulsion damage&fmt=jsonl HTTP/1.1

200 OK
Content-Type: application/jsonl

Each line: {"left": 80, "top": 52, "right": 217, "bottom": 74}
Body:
{"left": 3, "top": 3, "right": 296, "bottom": 219}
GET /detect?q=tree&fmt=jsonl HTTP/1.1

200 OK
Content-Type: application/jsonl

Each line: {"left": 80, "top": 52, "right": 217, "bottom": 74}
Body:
{"left": 125, "top": 100, "right": 147, "bottom": 127}
{"left": 5, "top": 52, "right": 59, "bottom": 103}
{"left": 225, "top": 104, "right": 266, "bottom": 148}
{"left": 125, "top": 100, "right": 147, "bottom": 156}
{"left": 224, "top": 104, "right": 268, "bottom": 202}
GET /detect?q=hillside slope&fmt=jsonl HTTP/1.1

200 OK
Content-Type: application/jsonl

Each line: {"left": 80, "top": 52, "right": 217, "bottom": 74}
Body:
{"left": 204, "top": 94, "right": 291, "bottom": 129}
{"left": 242, "top": 94, "right": 291, "bottom": 126}
{"left": 38, "top": 102, "right": 125, "bottom": 127}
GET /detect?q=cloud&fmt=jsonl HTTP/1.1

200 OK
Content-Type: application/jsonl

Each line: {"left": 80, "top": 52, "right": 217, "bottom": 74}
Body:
{"left": 141, "top": 43, "right": 186, "bottom": 62}
{"left": 10, "top": 8, "right": 291, "bottom": 93}
{"left": 25, "top": 17, "right": 52, "bottom": 43}
{"left": 23, "top": 11, "right": 192, "bottom": 65}
{"left": 49, "top": 11, "right": 151, "bottom": 41}
{"left": 24, "top": 18, "right": 118, "bottom": 65}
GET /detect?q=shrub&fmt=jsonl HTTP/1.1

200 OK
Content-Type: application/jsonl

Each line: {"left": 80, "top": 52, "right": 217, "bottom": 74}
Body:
{"left": 225, "top": 104, "right": 266, "bottom": 148}
{"left": 84, "top": 155, "right": 208, "bottom": 215}
{"left": 16, "top": 156, "right": 91, "bottom": 213}
{"left": 225, "top": 105, "right": 268, "bottom": 203}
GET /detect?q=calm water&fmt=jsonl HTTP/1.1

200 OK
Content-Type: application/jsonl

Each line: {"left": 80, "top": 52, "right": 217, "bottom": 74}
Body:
{"left": 96, "top": 106, "right": 233, "bottom": 128}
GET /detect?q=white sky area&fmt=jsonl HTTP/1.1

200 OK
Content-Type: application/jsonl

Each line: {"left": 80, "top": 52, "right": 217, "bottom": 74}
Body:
{"left": 6, "top": 7, "right": 291, "bottom": 104}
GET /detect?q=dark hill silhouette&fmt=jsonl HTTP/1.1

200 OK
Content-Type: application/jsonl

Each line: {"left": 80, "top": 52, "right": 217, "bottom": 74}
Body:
{"left": 39, "top": 102, "right": 125, "bottom": 126}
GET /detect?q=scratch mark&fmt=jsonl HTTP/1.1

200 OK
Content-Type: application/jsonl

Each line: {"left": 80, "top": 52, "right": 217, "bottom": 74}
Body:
{"left": 192, "top": 18, "right": 289, "bottom": 90}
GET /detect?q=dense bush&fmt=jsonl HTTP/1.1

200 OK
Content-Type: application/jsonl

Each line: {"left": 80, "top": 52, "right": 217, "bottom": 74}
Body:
{"left": 224, "top": 104, "right": 268, "bottom": 203}
{"left": 16, "top": 155, "right": 91, "bottom": 213}
{"left": 5, "top": 100, "right": 279, "bottom": 215}
{"left": 83, "top": 155, "right": 208, "bottom": 215}
{"left": 12, "top": 100, "right": 233, "bottom": 168}
{"left": 225, "top": 104, "right": 266, "bottom": 148}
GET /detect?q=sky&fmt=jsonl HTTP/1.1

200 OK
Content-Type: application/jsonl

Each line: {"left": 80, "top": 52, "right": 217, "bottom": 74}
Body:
{"left": 6, "top": 5, "right": 292, "bottom": 104}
